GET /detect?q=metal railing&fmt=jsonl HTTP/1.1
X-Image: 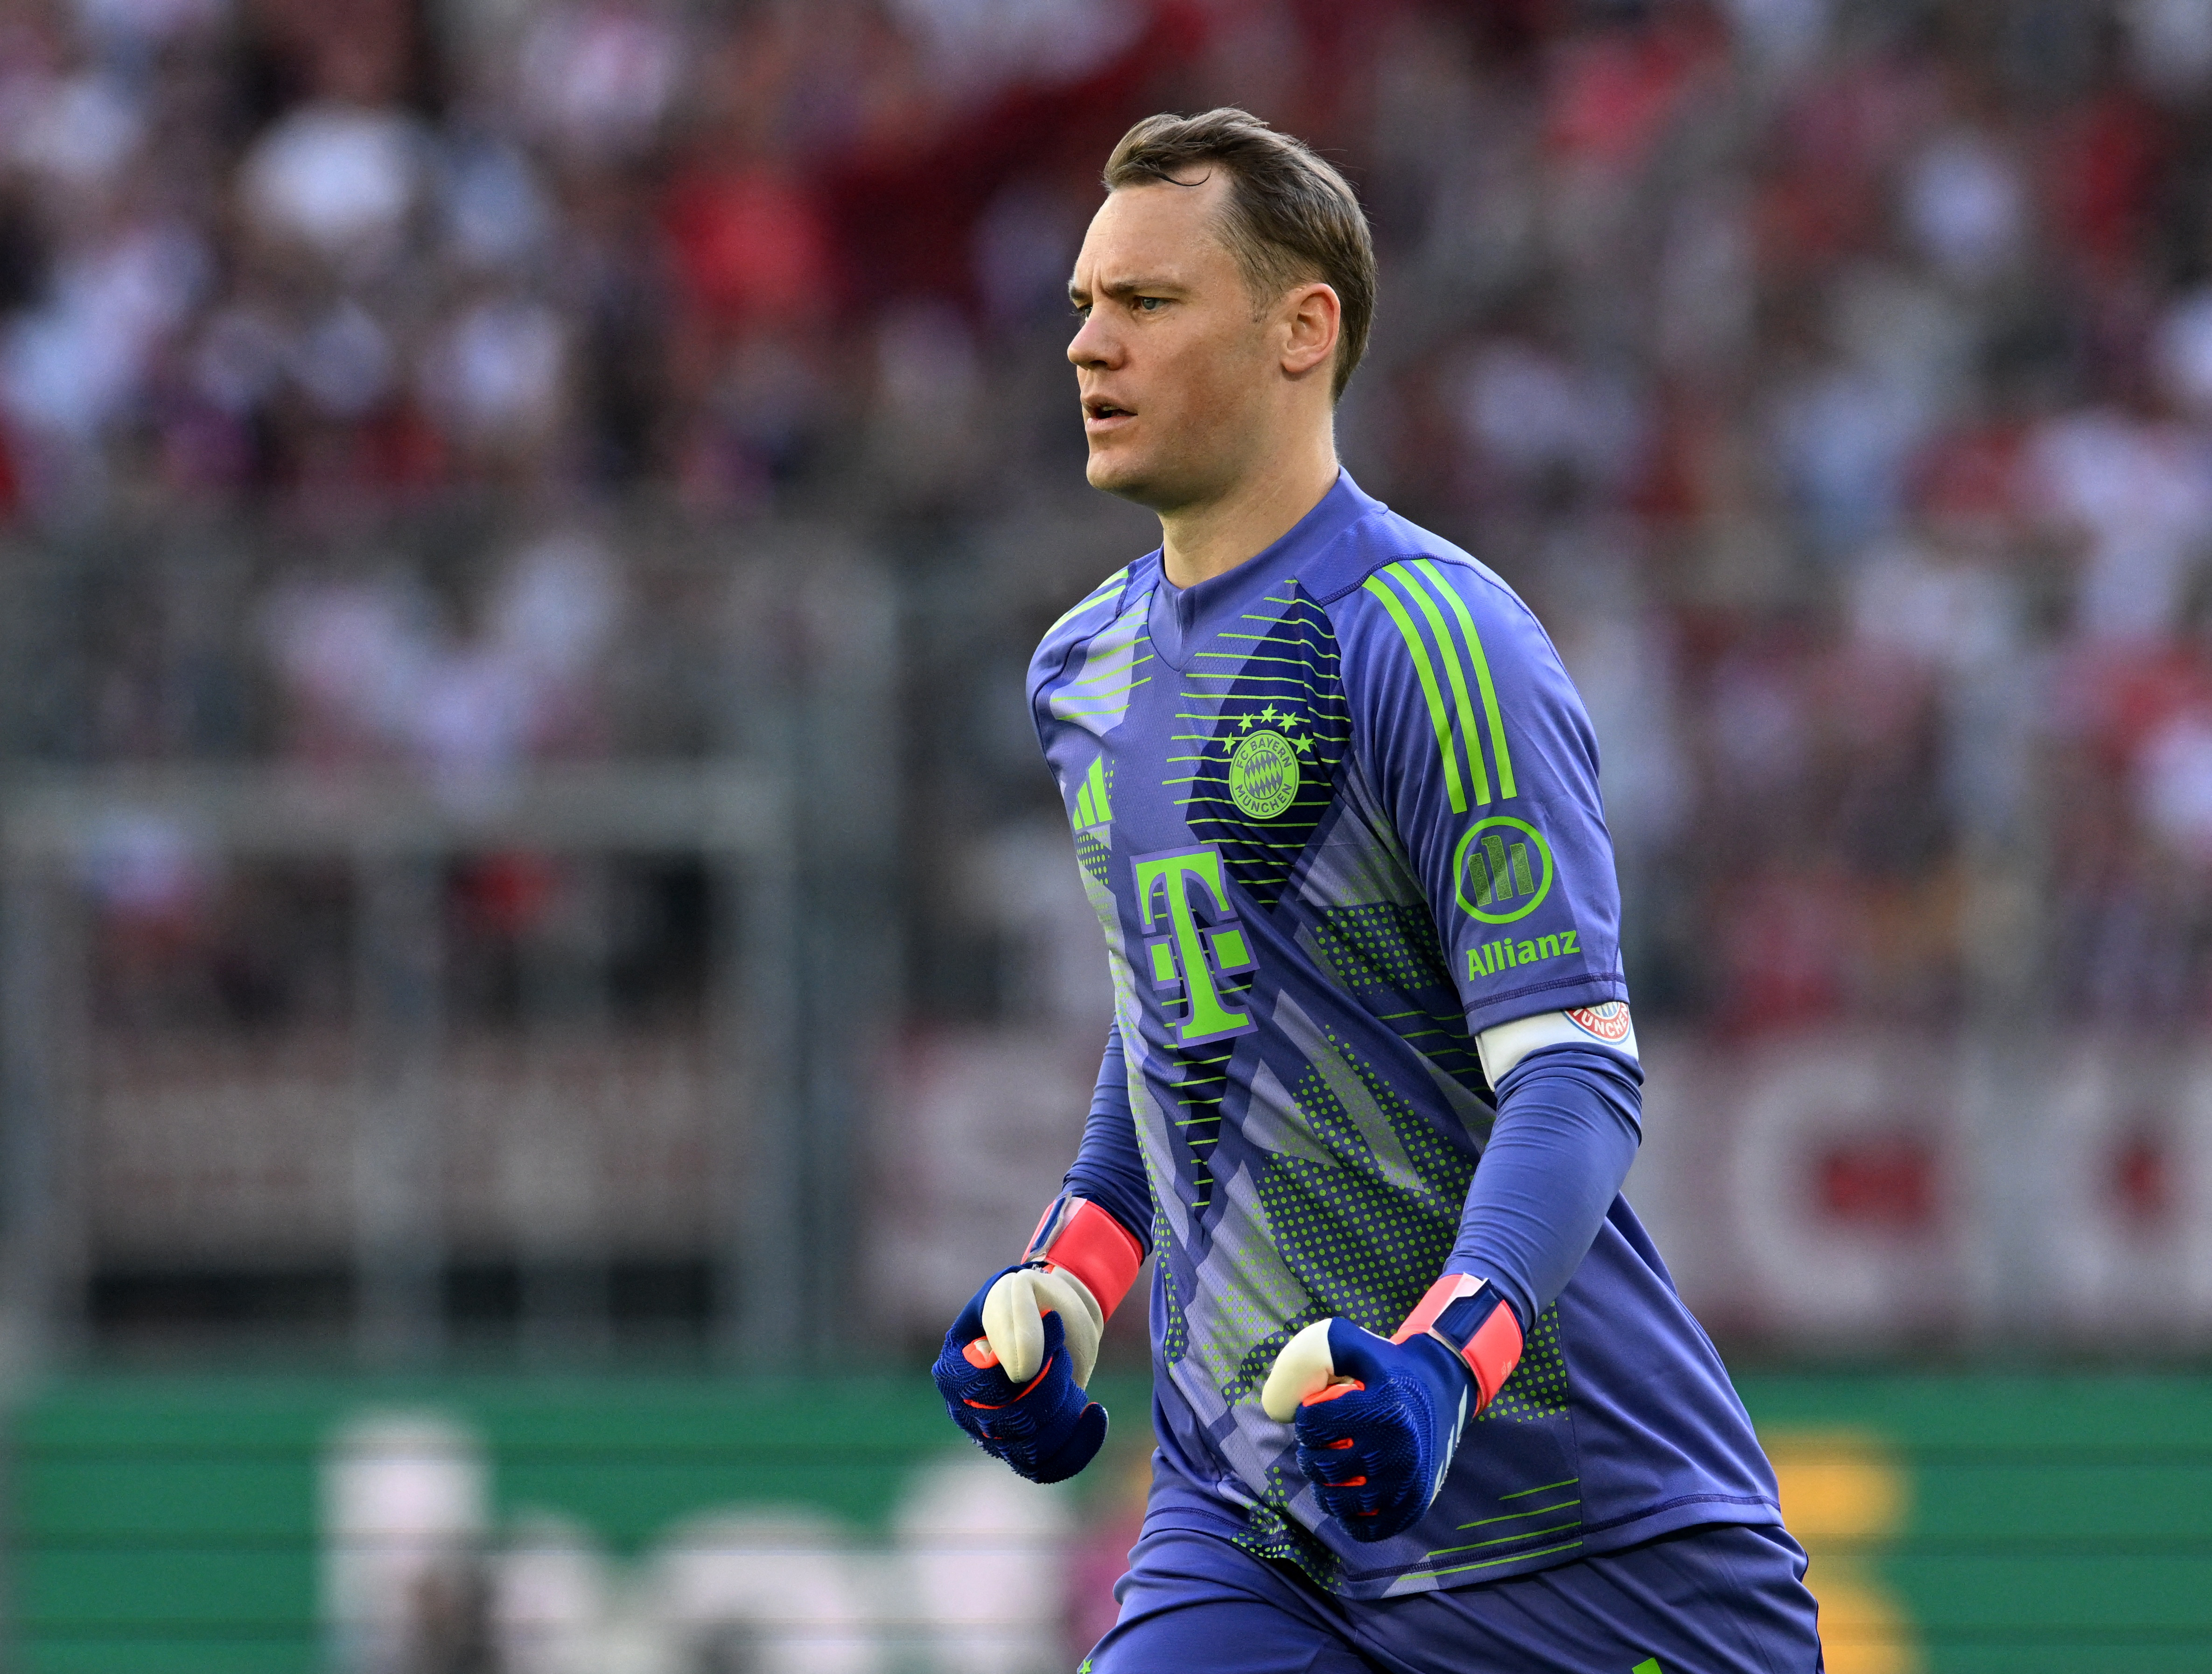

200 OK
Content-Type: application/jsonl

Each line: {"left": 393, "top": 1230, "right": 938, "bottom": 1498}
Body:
{"left": 0, "top": 760, "right": 827, "bottom": 1370}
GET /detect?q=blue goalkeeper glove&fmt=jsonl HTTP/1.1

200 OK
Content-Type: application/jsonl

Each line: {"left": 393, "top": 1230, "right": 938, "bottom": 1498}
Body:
{"left": 931, "top": 1264, "right": 1107, "bottom": 1484}
{"left": 931, "top": 1195, "right": 1143, "bottom": 1485}
{"left": 1262, "top": 1275, "right": 1524, "bottom": 1542}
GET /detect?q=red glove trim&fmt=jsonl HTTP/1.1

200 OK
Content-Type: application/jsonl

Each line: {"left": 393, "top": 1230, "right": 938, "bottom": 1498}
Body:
{"left": 1026, "top": 1198, "right": 1145, "bottom": 1318}
{"left": 1461, "top": 1305, "right": 1525, "bottom": 1411}
{"left": 960, "top": 1352, "right": 1060, "bottom": 1409}
{"left": 1393, "top": 1273, "right": 1525, "bottom": 1413}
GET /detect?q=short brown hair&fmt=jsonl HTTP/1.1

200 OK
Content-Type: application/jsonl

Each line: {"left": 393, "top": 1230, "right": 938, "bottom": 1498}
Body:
{"left": 1104, "top": 108, "right": 1375, "bottom": 402}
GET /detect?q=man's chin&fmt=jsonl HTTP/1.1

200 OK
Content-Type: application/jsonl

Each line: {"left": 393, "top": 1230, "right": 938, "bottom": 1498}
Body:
{"left": 1085, "top": 446, "right": 1170, "bottom": 507}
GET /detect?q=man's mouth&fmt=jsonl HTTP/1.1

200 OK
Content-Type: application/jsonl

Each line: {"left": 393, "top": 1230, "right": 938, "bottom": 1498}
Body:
{"left": 1085, "top": 398, "right": 1134, "bottom": 423}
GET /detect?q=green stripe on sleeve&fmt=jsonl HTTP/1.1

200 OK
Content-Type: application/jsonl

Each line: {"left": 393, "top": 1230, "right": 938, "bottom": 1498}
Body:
{"left": 1414, "top": 558, "right": 1516, "bottom": 800}
{"left": 1388, "top": 561, "right": 1491, "bottom": 805}
{"left": 1362, "top": 574, "right": 1467, "bottom": 813}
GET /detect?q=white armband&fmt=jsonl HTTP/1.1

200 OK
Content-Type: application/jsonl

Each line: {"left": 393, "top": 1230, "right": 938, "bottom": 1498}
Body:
{"left": 1475, "top": 1002, "right": 1638, "bottom": 1084}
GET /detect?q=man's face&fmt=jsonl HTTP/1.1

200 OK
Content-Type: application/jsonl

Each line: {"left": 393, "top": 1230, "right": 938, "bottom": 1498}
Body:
{"left": 1066, "top": 175, "right": 1284, "bottom": 510}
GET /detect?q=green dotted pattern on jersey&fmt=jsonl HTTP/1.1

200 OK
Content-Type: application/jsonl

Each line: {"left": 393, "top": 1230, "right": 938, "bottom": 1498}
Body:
{"left": 1260, "top": 1071, "right": 1464, "bottom": 1327}
{"left": 1318, "top": 1030, "right": 1478, "bottom": 1215}
{"left": 1222, "top": 1037, "right": 1477, "bottom": 1402}
{"left": 1074, "top": 827, "right": 1111, "bottom": 890}
{"left": 1159, "top": 1254, "right": 1188, "bottom": 1366}
{"left": 1310, "top": 902, "right": 1456, "bottom": 992}
{"left": 1481, "top": 1305, "right": 1569, "bottom": 1422}
{"left": 1305, "top": 905, "right": 1489, "bottom": 1100}
{"left": 1071, "top": 753, "right": 1114, "bottom": 888}
{"left": 1231, "top": 1459, "right": 1346, "bottom": 1595}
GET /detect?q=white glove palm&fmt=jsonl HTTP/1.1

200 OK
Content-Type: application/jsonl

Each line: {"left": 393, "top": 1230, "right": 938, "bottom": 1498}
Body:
{"left": 981, "top": 1265, "right": 1105, "bottom": 1388}
{"left": 1260, "top": 1317, "right": 1360, "bottom": 1420}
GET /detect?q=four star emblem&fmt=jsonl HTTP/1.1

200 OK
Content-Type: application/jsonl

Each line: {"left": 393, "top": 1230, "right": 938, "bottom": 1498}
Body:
{"left": 1230, "top": 707, "right": 1309, "bottom": 748}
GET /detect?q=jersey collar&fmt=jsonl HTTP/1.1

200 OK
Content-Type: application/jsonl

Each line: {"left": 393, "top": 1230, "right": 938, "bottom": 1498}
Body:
{"left": 1145, "top": 470, "right": 1383, "bottom": 669}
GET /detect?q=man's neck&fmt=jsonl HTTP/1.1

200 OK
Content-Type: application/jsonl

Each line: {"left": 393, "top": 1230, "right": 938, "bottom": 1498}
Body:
{"left": 1158, "top": 434, "right": 1341, "bottom": 589}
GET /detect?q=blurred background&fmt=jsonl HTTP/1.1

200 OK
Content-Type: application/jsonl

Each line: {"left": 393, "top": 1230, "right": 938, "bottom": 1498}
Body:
{"left": 0, "top": 0, "right": 2210, "bottom": 1669}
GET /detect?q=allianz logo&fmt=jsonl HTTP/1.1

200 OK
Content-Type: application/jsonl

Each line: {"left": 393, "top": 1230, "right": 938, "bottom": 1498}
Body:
{"left": 1466, "top": 929, "right": 1579, "bottom": 980}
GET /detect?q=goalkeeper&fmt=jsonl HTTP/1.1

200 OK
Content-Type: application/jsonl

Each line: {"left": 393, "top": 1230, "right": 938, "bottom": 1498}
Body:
{"left": 933, "top": 109, "right": 1822, "bottom": 1673}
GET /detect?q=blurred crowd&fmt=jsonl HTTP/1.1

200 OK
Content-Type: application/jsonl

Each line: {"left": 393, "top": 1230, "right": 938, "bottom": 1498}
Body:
{"left": 13, "top": 0, "right": 2212, "bottom": 1037}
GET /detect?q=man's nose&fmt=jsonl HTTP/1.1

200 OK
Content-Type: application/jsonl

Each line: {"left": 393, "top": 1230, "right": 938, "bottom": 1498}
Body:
{"left": 1068, "top": 314, "right": 1115, "bottom": 368}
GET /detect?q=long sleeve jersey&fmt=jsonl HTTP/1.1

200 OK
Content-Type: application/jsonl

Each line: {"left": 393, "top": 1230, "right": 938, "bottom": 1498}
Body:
{"left": 1030, "top": 472, "right": 1780, "bottom": 1600}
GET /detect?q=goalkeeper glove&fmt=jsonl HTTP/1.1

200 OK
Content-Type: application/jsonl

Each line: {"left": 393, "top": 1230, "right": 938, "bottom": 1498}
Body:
{"left": 1260, "top": 1274, "right": 1524, "bottom": 1541}
{"left": 931, "top": 1194, "right": 1142, "bottom": 1483}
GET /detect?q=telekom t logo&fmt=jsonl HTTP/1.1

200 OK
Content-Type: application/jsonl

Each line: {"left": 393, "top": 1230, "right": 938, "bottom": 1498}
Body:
{"left": 1132, "top": 845, "right": 1259, "bottom": 1046}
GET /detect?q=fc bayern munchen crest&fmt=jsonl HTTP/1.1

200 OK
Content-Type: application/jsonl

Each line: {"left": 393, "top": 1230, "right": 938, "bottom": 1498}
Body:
{"left": 1229, "top": 728, "right": 1300, "bottom": 819}
{"left": 1568, "top": 1002, "right": 1631, "bottom": 1044}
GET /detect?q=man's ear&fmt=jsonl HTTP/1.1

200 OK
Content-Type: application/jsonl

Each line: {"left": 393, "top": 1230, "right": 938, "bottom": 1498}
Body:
{"left": 1281, "top": 282, "right": 1341, "bottom": 381}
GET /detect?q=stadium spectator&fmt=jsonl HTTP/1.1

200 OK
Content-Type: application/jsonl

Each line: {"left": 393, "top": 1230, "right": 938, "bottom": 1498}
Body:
{"left": 7, "top": 0, "right": 2212, "bottom": 1035}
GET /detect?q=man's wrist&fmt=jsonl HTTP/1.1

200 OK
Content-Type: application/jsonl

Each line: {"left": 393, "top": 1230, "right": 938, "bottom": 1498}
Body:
{"left": 1023, "top": 1194, "right": 1145, "bottom": 1317}
{"left": 1393, "top": 1273, "right": 1525, "bottom": 1411}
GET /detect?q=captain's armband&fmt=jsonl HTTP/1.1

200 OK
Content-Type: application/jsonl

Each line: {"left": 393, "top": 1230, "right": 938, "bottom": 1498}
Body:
{"left": 1475, "top": 1003, "right": 1638, "bottom": 1083}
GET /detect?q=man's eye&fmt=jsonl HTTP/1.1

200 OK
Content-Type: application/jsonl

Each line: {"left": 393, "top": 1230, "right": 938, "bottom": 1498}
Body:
{"left": 1134, "top": 297, "right": 1163, "bottom": 312}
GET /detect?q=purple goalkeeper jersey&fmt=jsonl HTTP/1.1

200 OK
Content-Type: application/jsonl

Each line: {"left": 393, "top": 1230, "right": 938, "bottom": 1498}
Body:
{"left": 1028, "top": 473, "right": 1779, "bottom": 1600}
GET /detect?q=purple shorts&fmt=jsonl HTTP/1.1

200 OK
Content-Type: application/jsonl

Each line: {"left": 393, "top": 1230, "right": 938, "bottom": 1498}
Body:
{"left": 1082, "top": 1517, "right": 1823, "bottom": 1674}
